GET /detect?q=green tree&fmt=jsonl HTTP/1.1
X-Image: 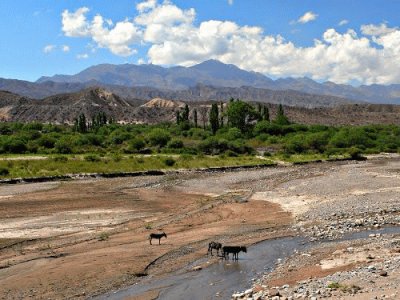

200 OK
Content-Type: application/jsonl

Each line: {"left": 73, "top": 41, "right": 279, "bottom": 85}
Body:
{"left": 209, "top": 103, "right": 219, "bottom": 134}
{"left": 262, "top": 105, "right": 270, "bottom": 122}
{"left": 176, "top": 110, "right": 181, "bottom": 125}
{"left": 226, "top": 100, "right": 259, "bottom": 133}
{"left": 74, "top": 113, "right": 88, "bottom": 133}
{"left": 193, "top": 109, "right": 198, "bottom": 128}
{"left": 275, "top": 104, "right": 290, "bottom": 125}
{"left": 220, "top": 102, "right": 224, "bottom": 127}
{"left": 182, "top": 104, "right": 190, "bottom": 122}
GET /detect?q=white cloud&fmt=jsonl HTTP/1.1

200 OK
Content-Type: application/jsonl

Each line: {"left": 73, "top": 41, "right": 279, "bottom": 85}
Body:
{"left": 338, "top": 19, "right": 349, "bottom": 26}
{"left": 90, "top": 15, "right": 141, "bottom": 56}
{"left": 77, "top": 53, "right": 89, "bottom": 59}
{"left": 62, "top": 45, "right": 70, "bottom": 52}
{"left": 228, "top": 0, "right": 233, "bottom": 5}
{"left": 61, "top": 1, "right": 400, "bottom": 84}
{"left": 62, "top": 7, "right": 90, "bottom": 37}
{"left": 62, "top": 7, "right": 141, "bottom": 56}
{"left": 298, "top": 11, "right": 318, "bottom": 24}
{"left": 43, "top": 44, "right": 56, "bottom": 53}
{"left": 361, "top": 23, "right": 397, "bottom": 36}
{"left": 137, "top": 0, "right": 157, "bottom": 12}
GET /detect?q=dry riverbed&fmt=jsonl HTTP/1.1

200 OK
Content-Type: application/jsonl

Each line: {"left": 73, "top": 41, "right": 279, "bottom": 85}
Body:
{"left": 0, "top": 156, "right": 400, "bottom": 299}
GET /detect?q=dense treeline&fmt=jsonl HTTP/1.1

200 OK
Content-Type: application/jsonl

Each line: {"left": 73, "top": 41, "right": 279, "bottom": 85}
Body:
{"left": 0, "top": 100, "right": 400, "bottom": 159}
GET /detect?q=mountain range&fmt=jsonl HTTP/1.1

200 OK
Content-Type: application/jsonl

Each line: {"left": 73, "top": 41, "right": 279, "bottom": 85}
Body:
{"left": 35, "top": 60, "right": 400, "bottom": 105}
{"left": 1, "top": 60, "right": 400, "bottom": 107}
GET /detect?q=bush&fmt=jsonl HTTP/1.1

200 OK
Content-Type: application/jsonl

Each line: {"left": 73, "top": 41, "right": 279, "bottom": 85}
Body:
{"left": 129, "top": 137, "right": 146, "bottom": 152}
{"left": 167, "top": 139, "right": 184, "bottom": 149}
{"left": 348, "top": 147, "right": 366, "bottom": 160}
{"left": 188, "top": 128, "right": 210, "bottom": 140}
{"left": 23, "top": 122, "right": 43, "bottom": 131}
{"left": 148, "top": 128, "right": 171, "bottom": 147}
{"left": 37, "top": 135, "right": 57, "bottom": 148}
{"left": 84, "top": 154, "right": 101, "bottom": 162}
{"left": 77, "top": 134, "right": 103, "bottom": 146}
{"left": 98, "top": 232, "right": 109, "bottom": 241}
{"left": 218, "top": 127, "right": 243, "bottom": 141}
{"left": 0, "top": 167, "right": 9, "bottom": 176}
{"left": 54, "top": 139, "right": 73, "bottom": 154}
{"left": 53, "top": 156, "right": 68, "bottom": 162}
{"left": 109, "top": 130, "right": 131, "bottom": 145}
{"left": 198, "top": 137, "right": 228, "bottom": 155}
{"left": 4, "top": 138, "right": 27, "bottom": 153}
{"left": 164, "top": 157, "right": 176, "bottom": 166}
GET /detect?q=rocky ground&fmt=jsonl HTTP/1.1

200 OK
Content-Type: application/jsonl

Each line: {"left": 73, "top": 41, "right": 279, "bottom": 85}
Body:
{"left": 232, "top": 155, "right": 400, "bottom": 300}
{"left": 1, "top": 156, "right": 400, "bottom": 299}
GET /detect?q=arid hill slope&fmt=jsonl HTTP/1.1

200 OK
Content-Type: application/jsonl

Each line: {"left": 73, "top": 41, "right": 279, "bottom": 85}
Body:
{"left": 0, "top": 88, "right": 400, "bottom": 125}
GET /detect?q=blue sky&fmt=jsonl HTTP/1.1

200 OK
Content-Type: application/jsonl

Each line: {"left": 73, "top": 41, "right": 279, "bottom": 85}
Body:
{"left": 1, "top": 0, "right": 400, "bottom": 85}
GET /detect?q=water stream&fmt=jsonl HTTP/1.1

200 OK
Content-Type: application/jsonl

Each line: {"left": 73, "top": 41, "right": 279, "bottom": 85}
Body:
{"left": 97, "top": 226, "right": 400, "bottom": 300}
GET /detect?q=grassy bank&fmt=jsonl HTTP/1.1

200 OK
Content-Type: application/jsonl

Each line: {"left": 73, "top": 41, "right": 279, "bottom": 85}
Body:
{"left": 0, "top": 154, "right": 274, "bottom": 179}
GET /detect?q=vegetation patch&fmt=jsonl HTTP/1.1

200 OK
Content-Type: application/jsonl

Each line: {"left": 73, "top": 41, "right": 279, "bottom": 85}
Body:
{"left": 0, "top": 99, "right": 399, "bottom": 178}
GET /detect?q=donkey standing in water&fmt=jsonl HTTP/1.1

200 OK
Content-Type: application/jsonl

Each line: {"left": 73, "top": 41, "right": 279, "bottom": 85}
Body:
{"left": 149, "top": 232, "right": 167, "bottom": 245}
{"left": 222, "top": 246, "right": 247, "bottom": 260}
{"left": 208, "top": 241, "right": 222, "bottom": 256}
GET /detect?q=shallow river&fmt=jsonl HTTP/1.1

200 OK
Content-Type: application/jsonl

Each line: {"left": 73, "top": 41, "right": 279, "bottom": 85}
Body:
{"left": 98, "top": 226, "right": 400, "bottom": 300}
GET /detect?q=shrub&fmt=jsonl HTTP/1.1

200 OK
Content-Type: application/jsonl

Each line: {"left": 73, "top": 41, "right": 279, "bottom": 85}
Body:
{"left": 37, "top": 136, "right": 57, "bottom": 148}
{"left": 219, "top": 127, "right": 243, "bottom": 141}
{"left": 4, "top": 138, "right": 27, "bottom": 153}
{"left": 129, "top": 137, "right": 146, "bottom": 152}
{"left": 348, "top": 147, "right": 366, "bottom": 160}
{"left": 84, "top": 154, "right": 101, "bottom": 162}
{"left": 54, "top": 139, "right": 73, "bottom": 154}
{"left": 98, "top": 232, "right": 109, "bottom": 241}
{"left": 148, "top": 128, "right": 171, "bottom": 147}
{"left": 164, "top": 157, "right": 176, "bottom": 166}
{"left": 23, "top": 122, "right": 43, "bottom": 131}
{"left": 167, "top": 139, "right": 184, "bottom": 149}
{"left": 0, "top": 167, "right": 9, "bottom": 176}
{"left": 225, "top": 150, "right": 238, "bottom": 157}
{"left": 53, "top": 156, "right": 68, "bottom": 162}
{"left": 109, "top": 130, "right": 131, "bottom": 145}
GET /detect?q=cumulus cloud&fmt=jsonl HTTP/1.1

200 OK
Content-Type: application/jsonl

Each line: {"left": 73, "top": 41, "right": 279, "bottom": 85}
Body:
{"left": 62, "top": 7, "right": 90, "bottom": 37}
{"left": 298, "top": 11, "right": 318, "bottom": 24}
{"left": 62, "top": 45, "right": 70, "bottom": 52}
{"left": 136, "top": 0, "right": 157, "bottom": 12}
{"left": 361, "top": 23, "right": 397, "bottom": 36}
{"left": 61, "top": 1, "right": 400, "bottom": 84}
{"left": 338, "top": 19, "right": 349, "bottom": 26}
{"left": 62, "top": 7, "right": 141, "bottom": 56}
{"left": 43, "top": 44, "right": 56, "bottom": 53}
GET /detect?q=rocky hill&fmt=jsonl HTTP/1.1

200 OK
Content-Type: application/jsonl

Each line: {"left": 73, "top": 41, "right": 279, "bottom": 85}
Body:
{"left": 1, "top": 88, "right": 400, "bottom": 126}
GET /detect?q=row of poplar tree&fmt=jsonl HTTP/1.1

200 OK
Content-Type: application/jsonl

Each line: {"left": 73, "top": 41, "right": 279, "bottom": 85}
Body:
{"left": 176, "top": 99, "right": 289, "bottom": 134}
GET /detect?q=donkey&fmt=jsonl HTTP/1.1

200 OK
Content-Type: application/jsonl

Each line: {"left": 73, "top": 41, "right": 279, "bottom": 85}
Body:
{"left": 208, "top": 241, "right": 222, "bottom": 256}
{"left": 222, "top": 246, "right": 247, "bottom": 260}
{"left": 149, "top": 232, "right": 167, "bottom": 245}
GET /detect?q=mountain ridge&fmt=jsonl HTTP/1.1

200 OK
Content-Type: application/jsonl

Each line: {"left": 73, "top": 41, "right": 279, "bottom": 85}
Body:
{"left": 34, "top": 60, "right": 400, "bottom": 104}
